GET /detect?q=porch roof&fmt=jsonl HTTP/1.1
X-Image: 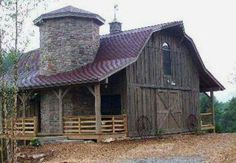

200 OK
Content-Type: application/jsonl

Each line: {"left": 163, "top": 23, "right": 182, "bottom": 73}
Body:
{"left": 3, "top": 21, "right": 224, "bottom": 92}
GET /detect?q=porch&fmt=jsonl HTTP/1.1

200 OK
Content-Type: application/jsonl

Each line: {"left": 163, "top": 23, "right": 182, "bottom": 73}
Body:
{"left": 200, "top": 91, "right": 215, "bottom": 132}
{"left": 0, "top": 70, "right": 128, "bottom": 141}
{"left": 2, "top": 114, "right": 128, "bottom": 141}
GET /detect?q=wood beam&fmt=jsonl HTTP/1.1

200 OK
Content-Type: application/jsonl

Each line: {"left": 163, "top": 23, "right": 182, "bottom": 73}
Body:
{"left": 53, "top": 87, "right": 71, "bottom": 134}
{"left": 86, "top": 86, "right": 95, "bottom": 97}
{"left": 210, "top": 90, "right": 215, "bottom": 132}
{"left": 58, "top": 89, "right": 63, "bottom": 134}
{"left": 203, "top": 92, "right": 210, "bottom": 98}
{"left": 130, "top": 83, "right": 193, "bottom": 92}
{"left": 94, "top": 84, "right": 101, "bottom": 134}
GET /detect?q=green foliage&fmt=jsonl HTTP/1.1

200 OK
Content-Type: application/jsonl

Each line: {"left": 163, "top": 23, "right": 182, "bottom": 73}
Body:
{"left": 156, "top": 128, "right": 165, "bottom": 138}
{"left": 0, "top": 50, "right": 19, "bottom": 76}
{"left": 30, "top": 138, "right": 41, "bottom": 147}
{"left": 221, "top": 98, "right": 236, "bottom": 132}
{"left": 200, "top": 94, "right": 210, "bottom": 113}
{"left": 200, "top": 94, "right": 236, "bottom": 133}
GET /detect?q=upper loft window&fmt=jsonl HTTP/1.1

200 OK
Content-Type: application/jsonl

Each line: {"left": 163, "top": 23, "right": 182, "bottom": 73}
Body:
{"left": 162, "top": 42, "right": 172, "bottom": 75}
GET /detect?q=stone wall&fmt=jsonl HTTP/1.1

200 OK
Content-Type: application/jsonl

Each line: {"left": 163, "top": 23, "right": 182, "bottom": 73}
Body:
{"left": 40, "top": 90, "right": 60, "bottom": 133}
{"left": 39, "top": 17, "right": 100, "bottom": 76}
{"left": 63, "top": 87, "right": 95, "bottom": 116}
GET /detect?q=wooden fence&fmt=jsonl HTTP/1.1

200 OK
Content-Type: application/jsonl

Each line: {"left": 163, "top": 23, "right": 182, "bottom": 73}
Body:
{"left": 200, "top": 112, "right": 215, "bottom": 131}
{"left": 63, "top": 115, "right": 127, "bottom": 135}
{"left": 3, "top": 117, "right": 38, "bottom": 137}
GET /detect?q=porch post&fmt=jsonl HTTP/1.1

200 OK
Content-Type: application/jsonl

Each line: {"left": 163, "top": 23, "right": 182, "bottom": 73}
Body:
{"left": 94, "top": 83, "right": 101, "bottom": 134}
{"left": 58, "top": 88, "right": 63, "bottom": 134}
{"left": 53, "top": 87, "right": 71, "bottom": 134}
{"left": 210, "top": 90, "right": 215, "bottom": 132}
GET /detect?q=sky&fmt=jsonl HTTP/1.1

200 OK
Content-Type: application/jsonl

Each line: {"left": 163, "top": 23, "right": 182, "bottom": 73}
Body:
{"left": 24, "top": 0, "right": 236, "bottom": 102}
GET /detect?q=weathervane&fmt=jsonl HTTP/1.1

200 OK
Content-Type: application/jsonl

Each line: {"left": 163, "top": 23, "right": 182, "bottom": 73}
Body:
{"left": 113, "top": 4, "right": 119, "bottom": 21}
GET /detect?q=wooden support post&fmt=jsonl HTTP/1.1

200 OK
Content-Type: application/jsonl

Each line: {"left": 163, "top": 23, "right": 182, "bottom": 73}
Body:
{"left": 22, "top": 119, "right": 25, "bottom": 135}
{"left": 112, "top": 116, "right": 115, "bottom": 133}
{"left": 34, "top": 116, "right": 38, "bottom": 136}
{"left": 94, "top": 84, "right": 101, "bottom": 134}
{"left": 22, "top": 95, "right": 26, "bottom": 118}
{"left": 58, "top": 89, "right": 63, "bottom": 134}
{"left": 78, "top": 117, "right": 81, "bottom": 134}
{"left": 124, "top": 115, "right": 128, "bottom": 134}
{"left": 53, "top": 87, "right": 71, "bottom": 134}
{"left": 210, "top": 91, "right": 215, "bottom": 132}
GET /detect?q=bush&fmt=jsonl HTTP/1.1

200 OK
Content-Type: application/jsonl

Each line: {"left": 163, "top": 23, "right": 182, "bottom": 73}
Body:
{"left": 156, "top": 128, "right": 165, "bottom": 138}
{"left": 30, "top": 138, "right": 41, "bottom": 147}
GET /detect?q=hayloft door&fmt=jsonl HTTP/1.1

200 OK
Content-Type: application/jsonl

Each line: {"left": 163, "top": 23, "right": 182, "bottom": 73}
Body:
{"left": 156, "top": 90, "right": 182, "bottom": 133}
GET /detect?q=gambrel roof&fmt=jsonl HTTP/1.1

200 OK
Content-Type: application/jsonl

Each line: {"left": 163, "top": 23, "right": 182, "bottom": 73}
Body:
{"left": 11, "top": 21, "right": 224, "bottom": 92}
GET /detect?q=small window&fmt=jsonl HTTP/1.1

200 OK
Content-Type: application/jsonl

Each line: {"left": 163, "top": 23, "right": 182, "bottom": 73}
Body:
{"left": 162, "top": 42, "right": 171, "bottom": 75}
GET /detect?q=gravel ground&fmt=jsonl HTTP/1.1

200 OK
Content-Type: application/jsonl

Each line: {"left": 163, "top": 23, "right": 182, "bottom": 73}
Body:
{"left": 122, "top": 156, "right": 204, "bottom": 163}
{"left": 18, "top": 133, "right": 236, "bottom": 163}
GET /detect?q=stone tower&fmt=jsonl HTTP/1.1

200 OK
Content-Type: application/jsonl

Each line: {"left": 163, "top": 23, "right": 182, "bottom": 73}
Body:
{"left": 34, "top": 6, "right": 105, "bottom": 75}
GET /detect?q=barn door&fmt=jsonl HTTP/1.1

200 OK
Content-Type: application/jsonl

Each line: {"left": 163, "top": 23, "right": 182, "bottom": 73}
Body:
{"left": 156, "top": 90, "right": 182, "bottom": 133}
{"left": 168, "top": 91, "right": 182, "bottom": 132}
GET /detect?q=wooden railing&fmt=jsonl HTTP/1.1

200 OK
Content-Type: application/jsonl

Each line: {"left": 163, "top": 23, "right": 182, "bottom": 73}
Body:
{"left": 200, "top": 112, "right": 215, "bottom": 131}
{"left": 63, "top": 115, "right": 127, "bottom": 135}
{"left": 3, "top": 117, "right": 38, "bottom": 137}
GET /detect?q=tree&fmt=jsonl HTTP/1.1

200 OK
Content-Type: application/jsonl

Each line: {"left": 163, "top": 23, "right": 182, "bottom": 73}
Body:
{"left": 0, "top": 0, "right": 49, "bottom": 161}
{"left": 221, "top": 98, "right": 236, "bottom": 132}
{"left": 199, "top": 93, "right": 228, "bottom": 133}
{"left": 200, "top": 94, "right": 210, "bottom": 113}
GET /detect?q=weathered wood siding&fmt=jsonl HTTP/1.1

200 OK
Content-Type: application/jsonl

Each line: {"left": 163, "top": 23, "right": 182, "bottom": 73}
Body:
{"left": 126, "top": 30, "right": 200, "bottom": 137}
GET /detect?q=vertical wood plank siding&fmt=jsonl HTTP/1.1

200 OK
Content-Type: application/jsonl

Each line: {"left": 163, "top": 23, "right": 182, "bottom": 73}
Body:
{"left": 126, "top": 31, "right": 200, "bottom": 137}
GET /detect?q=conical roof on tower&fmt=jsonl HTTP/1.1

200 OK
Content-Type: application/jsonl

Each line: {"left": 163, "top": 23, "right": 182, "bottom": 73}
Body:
{"left": 34, "top": 5, "right": 105, "bottom": 26}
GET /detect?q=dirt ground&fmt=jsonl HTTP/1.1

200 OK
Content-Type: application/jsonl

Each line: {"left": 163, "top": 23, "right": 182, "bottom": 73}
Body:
{"left": 19, "top": 133, "right": 236, "bottom": 163}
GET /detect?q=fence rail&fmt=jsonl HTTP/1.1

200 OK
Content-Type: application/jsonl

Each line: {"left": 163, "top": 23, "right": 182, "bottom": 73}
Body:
{"left": 63, "top": 115, "right": 127, "bottom": 135}
{"left": 200, "top": 112, "right": 215, "bottom": 131}
{"left": 3, "top": 117, "right": 38, "bottom": 137}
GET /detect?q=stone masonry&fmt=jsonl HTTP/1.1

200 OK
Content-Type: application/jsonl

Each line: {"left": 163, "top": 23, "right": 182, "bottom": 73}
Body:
{"left": 39, "top": 18, "right": 100, "bottom": 75}
{"left": 40, "top": 90, "right": 60, "bottom": 133}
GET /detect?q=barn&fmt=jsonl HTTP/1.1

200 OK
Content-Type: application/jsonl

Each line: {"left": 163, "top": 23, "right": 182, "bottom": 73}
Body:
{"left": 1, "top": 6, "right": 224, "bottom": 141}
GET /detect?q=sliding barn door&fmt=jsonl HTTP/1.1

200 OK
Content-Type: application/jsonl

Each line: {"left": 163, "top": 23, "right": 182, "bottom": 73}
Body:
{"left": 156, "top": 90, "right": 183, "bottom": 133}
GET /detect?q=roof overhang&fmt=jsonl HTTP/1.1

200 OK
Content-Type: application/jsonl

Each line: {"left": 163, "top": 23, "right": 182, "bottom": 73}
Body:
{"left": 183, "top": 34, "right": 225, "bottom": 92}
{"left": 34, "top": 11, "right": 105, "bottom": 26}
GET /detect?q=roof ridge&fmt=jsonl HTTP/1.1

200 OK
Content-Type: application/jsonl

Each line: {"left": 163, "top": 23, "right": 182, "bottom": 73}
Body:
{"left": 101, "top": 21, "right": 183, "bottom": 39}
{"left": 46, "top": 5, "right": 93, "bottom": 15}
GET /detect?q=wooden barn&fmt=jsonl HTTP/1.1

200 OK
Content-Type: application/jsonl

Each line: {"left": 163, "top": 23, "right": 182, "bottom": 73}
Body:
{"left": 1, "top": 6, "right": 224, "bottom": 141}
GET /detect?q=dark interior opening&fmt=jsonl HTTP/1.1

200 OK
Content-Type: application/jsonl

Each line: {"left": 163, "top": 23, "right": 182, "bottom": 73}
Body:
{"left": 101, "top": 95, "right": 121, "bottom": 115}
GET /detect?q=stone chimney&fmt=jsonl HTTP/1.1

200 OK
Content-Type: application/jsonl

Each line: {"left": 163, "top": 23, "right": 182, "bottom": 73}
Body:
{"left": 109, "top": 21, "right": 122, "bottom": 34}
{"left": 34, "top": 6, "right": 105, "bottom": 76}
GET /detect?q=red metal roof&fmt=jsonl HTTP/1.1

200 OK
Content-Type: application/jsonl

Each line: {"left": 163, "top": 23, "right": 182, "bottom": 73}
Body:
{"left": 12, "top": 21, "right": 224, "bottom": 91}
